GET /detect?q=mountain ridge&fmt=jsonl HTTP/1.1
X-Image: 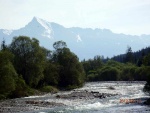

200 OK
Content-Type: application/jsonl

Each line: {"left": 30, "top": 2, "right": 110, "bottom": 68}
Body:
{"left": 0, "top": 17, "right": 150, "bottom": 60}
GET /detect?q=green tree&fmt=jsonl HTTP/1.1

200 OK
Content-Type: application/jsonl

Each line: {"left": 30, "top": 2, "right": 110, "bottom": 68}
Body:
{"left": 52, "top": 41, "right": 85, "bottom": 89}
{"left": 121, "top": 64, "right": 136, "bottom": 81}
{"left": 143, "top": 53, "right": 150, "bottom": 66}
{"left": 97, "top": 66, "right": 120, "bottom": 81}
{"left": 0, "top": 51, "right": 17, "bottom": 97}
{"left": 1, "top": 39, "right": 7, "bottom": 51}
{"left": 44, "top": 61, "right": 59, "bottom": 86}
{"left": 9, "top": 36, "right": 46, "bottom": 87}
{"left": 125, "top": 46, "right": 134, "bottom": 63}
{"left": 53, "top": 40, "right": 67, "bottom": 50}
{"left": 81, "top": 56, "right": 103, "bottom": 76}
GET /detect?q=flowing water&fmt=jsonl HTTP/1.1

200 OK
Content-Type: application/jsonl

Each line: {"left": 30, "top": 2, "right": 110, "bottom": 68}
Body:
{"left": 23, "top": 81, "right": 150, "bottom": 113}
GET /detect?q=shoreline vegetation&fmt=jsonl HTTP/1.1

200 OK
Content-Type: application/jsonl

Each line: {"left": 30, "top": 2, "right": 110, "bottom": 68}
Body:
{"left": 0, "top": 36, "right": 150, "bottom": 106}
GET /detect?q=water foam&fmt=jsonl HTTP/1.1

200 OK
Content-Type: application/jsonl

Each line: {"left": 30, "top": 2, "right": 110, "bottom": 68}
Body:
{"left": 75, "top": 102, "right": 113, "bottom": 111}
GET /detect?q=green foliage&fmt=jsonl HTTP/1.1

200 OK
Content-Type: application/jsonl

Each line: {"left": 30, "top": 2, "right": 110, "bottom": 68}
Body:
{"left": 53, "top": 40, "right": 67, "bottom": 50}
{"left": 143, "top": 53, "right": 150, "bottom": 66}
{"left": 10, "top": 76, "right": 34, "bottom": 98}
{"left": 44, "top": 61, "right": 59, "bottom": 86}
{"left": 9, "top": 36, "right": 46, "bottom": 87}
{"left": 82, "top": 59, "right": 149, "bottom": 81}
{"left": 0, "top": 94, "right": 6, "bottom": 100}
{"left": 2, "top": 35, "right": 150, "bottom": 100}
{"left": 87, "top": 74, "right": 98, "bottom": 81}
{"left": 97, "top": 66, "right": 120, "bottom": 81}
{"left": 134, "top": 66, "right": 149, "bottom": 81}
{"left": 0, "top": 51, "right": 17, "bottom": 97}
{"left": 0, "top": 37, "right": 86, "bottom": 99}
{"left": 57, "top": 48, "right": 85, "bottom": 88}
{"left": 125, "top": 46, "right": 134, "bottom": 63}
{"left": 120, "top": 63, "right": 136, "bottom": 80}
{"left": 52, "top": 41, "right": 85, "bottom": 88}
{"left": 82, "top": 55, "right": 103, "bottom": 75}
{"left": 40, "top": 86, "right": 58, "bottom": 93}
{"left": 143, "top": 66, "right": 150, "bottom": 95}
{"left": 0, "top": 39, "right": 7, "bottom": 51}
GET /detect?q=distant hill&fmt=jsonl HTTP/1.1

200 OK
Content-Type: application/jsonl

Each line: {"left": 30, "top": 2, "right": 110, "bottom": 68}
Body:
{"left": 0, "top": 17, "right": 150, "bottom": 60}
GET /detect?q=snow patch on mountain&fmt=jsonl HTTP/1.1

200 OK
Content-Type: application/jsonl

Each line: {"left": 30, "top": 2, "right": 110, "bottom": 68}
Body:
{"left": 2, "top": 30, "right": 13, "bottom": 35}
{"left": 76, "top": 34, "right": 82, "bottom": 42}
{"left": 34, "top": 17, "right": 54, "bottom": 38}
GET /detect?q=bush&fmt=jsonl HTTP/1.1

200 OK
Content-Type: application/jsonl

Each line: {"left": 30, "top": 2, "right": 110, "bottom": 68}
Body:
{"left": 0, "top": 94, "right": 6, "bottom": 100}
{"left": 87, "top": 74, "right": 97, "bottom": 81}
{"left": 0, "top": 51, "right": 17, "bottom": 97}
{"left": 40, "top": 86, "right": 58, "bottom": 93}
{"left": 97, "top": 66, "right": 120, "bottom": 81}
{"left": 9, "top": 76, "right": 34, "bottom": 98}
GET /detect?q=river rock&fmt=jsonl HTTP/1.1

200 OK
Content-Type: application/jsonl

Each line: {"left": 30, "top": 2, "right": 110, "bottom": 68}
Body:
{"left": 56, "top": 90, "right": 118, "bottom": 99}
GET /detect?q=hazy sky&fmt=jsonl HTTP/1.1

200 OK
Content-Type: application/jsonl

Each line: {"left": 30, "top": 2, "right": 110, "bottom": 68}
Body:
{"left": 0, "top": 0, "right": 150, "bottom": 35}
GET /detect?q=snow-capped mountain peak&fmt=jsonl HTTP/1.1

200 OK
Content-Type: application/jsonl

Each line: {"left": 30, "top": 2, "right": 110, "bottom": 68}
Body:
{"left": 33, "top": 17, "right": 54, "bottom": 38}
{"left": 34, "top": 17, "right": 50, "bottom": 30}
{"left": 24, "top": 17, "right": 54, "bottom": 39}
{"left": 1, "top": 16, "right": 150, "bottom": 60}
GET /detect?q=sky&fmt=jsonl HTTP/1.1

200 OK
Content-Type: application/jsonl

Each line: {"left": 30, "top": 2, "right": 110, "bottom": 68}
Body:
{"left": 0, "top": 0, "right": 150, "bottom": 35}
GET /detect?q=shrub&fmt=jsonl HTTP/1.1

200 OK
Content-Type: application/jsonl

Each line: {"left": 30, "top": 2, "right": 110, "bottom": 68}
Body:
{"left": 40, "top": 86, "right": 58, "bottom": 93}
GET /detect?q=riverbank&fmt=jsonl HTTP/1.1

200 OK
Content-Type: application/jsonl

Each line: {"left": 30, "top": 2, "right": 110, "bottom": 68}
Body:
{"left": 0, "top": 82, "right": 150, "bottom": 113}
{"left": 0, "top": 90, "right": 118, "bottom": 113}
{"left": 0, "top": 96, "right": 65, "bottom": 113}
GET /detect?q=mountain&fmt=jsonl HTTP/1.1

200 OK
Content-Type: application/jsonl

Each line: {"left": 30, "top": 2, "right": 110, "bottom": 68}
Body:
{"left": 0, "top": 17, "right": 150, "bottom": 60}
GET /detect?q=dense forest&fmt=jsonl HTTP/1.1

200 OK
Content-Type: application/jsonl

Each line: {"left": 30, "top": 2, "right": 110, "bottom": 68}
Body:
{"left": 0, "top": 36, "right": 150, "bottom": 100}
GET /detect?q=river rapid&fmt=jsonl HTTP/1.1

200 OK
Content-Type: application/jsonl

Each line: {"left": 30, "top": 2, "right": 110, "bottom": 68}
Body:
{"left": 1, "top": 81, "right": 150, "bottom": 113}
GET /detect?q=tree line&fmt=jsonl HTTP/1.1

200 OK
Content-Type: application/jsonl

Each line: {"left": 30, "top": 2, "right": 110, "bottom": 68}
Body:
{"left": 1, "top": 36, "right": 150, "bottom": 99}
{"left": 81, "top": 46, "right": 150, "bottom": 95}
{"left": 0, "top": 36, "right": 85, "bottom": 99}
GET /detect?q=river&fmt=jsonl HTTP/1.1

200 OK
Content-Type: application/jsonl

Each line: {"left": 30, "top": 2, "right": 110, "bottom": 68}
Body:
{"left": 1, "top": 81, "right": 150, "bottom": 113}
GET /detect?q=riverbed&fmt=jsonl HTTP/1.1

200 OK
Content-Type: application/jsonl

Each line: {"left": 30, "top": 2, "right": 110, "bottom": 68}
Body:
{"left": 0, "top": 81, "right": 150, "bottom": 113}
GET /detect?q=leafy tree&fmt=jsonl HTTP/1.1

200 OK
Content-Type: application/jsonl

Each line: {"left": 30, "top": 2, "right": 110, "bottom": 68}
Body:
{"left": 97, "top": 66, "right": 120, "bottom": 81}
{"left": 82, "top": 55, "right": 103, "bottom": 76}
{"left": 143, "top": 53, "right": 150, "bottom": 66}
{"left": 0, "top": 51, "right": 17, "bottom": 97}
{"left": 143, "top": 54, "right": 150, "bottom": 96}
{"left": 10, "top": 76, "right": 33, "bottom": 98}
{"left": 53, "top": 40, "right": 67, "bottom": 50}
{"left": 134, "top": 66, "right": 149, "bottom": 81}
{"left": 52, "top": 41, "right": 85, "bottom": 89}
{"left": 9, "top": 36, "right": 46, "bottom": 87}
{"left": 120, "top": 64, "right": 136, "bottom": 80}
{"left": 44, "top": 61, "right": 59, "bottom": 86}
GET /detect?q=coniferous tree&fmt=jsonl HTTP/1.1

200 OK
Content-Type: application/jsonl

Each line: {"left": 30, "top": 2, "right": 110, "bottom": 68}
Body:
{"left": 124, "top": 46, "right": 134, "bottom": 63}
